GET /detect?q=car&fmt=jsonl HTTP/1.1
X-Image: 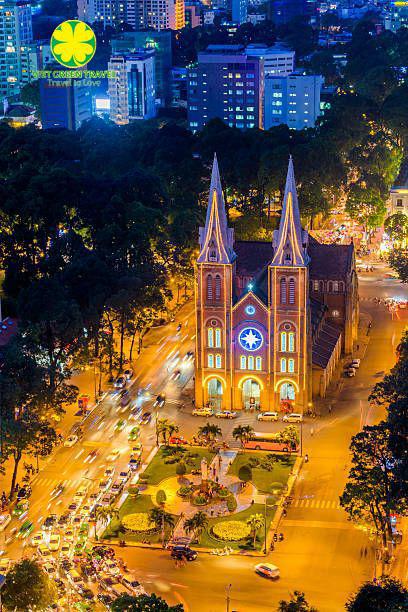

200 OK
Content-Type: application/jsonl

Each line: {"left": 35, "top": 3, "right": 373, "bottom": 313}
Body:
{"left": 123, "top": 368, "right": 133, "bottom": 380}
{"left": 192, "top": 407, "right": 214, "bottom": 417}
{"left": 154, "top": 394, "right": 166, "bottom": 408}
{"left": 111, "top": 480, "right": 124, "bottom": 495}
{"left": 92, "top": 545, "right": 115, "bottom": 559}
{"left": 12, "top": 500, "right": 29, "bottom": 518}
{"left": 282, "top": 413, "right": 303, "bottom": 423}
{"left": 121, "top": 573, "right": 145, "bottom": 594}
{"left": 172, "top": 369, "right": 181, "bottom": 381}
{"left": 118, "top": 469, "right": 131, "bottom": 483}
{"left": 79, "top": 522, "right": 90, "bottom": 536}
{"left": 42, "top": 514, "right": 58, "bottom": 530}
{"left": 31, "top": 531, "right": 44, "bottom": 547}
{"left": 104, "top": 466, "right": 115, "bottom": 479}
{"left": 183, "top": 350, "right": 194, "bottom": 362}
{"left": 169, "top": 435, "right": 188, "bottom": 445}
{"left": 115, "top": 419, "right": 126, "bottom": 432}
{"left": 60, "top": 542, "right": 71, "bottom": 555}
{"left": 79, "top": 504, "right": 92, "bottom": 519}
{"left": 18, "top": 519, "right": 34, "bottom": 539}
{"left": 129, "top": 406, "right": 142, "bottom": 421}
{"left": 68, "top": 501, "right": 79, "bottom": 512}
{"left": 84, "top": 449, "right": 98, "bottom": 463}
{"left": 350, "top": 358, "right": 361, "bottom": 369}
{"left": 64, "top": 434, "right": 79, "bottom": 447}
{"left": 128, "top": 458, "right": 140, "bottom": 471}
{"left": 74, "top": 540, "right": 87, "bottom": 555}
{"left": 100, "top": 494, "right": 115, "bottom": 506}
{"left": 345, "top": 367, "right": 356, "bottom": 377}
{"left": 104, "top": 559, "right": 121, "bottom": 575}
{"left": 0, "top": 558, "right": 11, "bottom": 574}
{"left": 60, "top": 557, "right": 72, "bottom": 572}
{"left": 254, "top": 563, "right": 280, "bottom": 579}
{"left": 257, "top": 411, "right": 279, "bottom": 422}
{"left": 17, "top": 486, "right": 32, "bottom": 500}
{"left": 58, "top": 513, "right": 70, "bottom": 527}
{"left": 64, "top": 528, "right": 75, "bottom": 543}
{"left": 140, "top": 411, "right": 152, "bottom": 425}
{"left": 98, "top": 593, "right": 114, "bottom": 609}
{"left": 48, "top": 533, "right": 60, "bottom": 551}
{"left": 119, "top": 391, "right": 131, "bottom": 408}
{"left": 98, "top": 478, "right": 112, "bottom": 492}
{"left": 100, "top": 572, "right": 120, "bottom": 591}
{"left": 128, "top": 426, "right": 140, "bottom": 441}
{"left": 43, "top": 562, "right": 56, "bottom": 576}
{"left": 0, "top": 513, "right": 11, "bottom": 532}
{"left": 54, "top": 577, "right": 65, "bottom": 595}
{"left": 215, "top": 410, "right": 237, "bottom": 419}
{"left": 114, "top": 376, "right": 127, "bottom": 389}
{"left": 50, "top": 482, "right": 64, "bottom": 499}
{"left": 78, "top": 586, "right": 94, "bottom": 601}
{"left": 72, "top": 515, "right": 82, "bottom": 527}
{"left": 89, "top": 492, "right": 100, "bottom": 505}
{"left": 170, "top": 545, "right": 198, "bottom": 561}
{"left": 68, "top": 568, "right": 83, "bottom": 586}
{"left": 106, "top": 449, "right": 121, "bottom": 463}
{"left": 38, "top": 543, "right": 52, "bottom": 557}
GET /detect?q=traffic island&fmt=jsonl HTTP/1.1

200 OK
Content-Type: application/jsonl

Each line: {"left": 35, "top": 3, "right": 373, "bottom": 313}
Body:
{"left": 227, "top": 451, "right": 296, "bottom": 494}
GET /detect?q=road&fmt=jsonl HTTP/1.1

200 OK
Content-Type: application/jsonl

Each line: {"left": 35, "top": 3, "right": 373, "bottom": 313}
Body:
{"left": 2, "top": 266, "right": 407, "bottom": 611}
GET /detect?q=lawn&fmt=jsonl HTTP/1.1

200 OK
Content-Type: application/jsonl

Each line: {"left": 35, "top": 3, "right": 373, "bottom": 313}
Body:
{"left": 197, "top": 503, "right": 276, "bottom": 551}
{"left": 142, "top": 446, "right": 216, "bottom": 485}
{"left": 102, "top": 493, "right": 178, "bottom": 544}
{"left": 228, "top": 451, "right": 295, "bottom": 494}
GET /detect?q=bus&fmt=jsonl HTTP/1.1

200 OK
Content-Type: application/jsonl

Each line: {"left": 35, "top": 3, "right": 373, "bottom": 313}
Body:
{"left": 244, "top": 432, "right": 299, "bottom": 453}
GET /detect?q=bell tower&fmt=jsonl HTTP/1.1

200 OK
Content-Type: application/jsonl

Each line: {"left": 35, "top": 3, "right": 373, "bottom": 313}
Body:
{"left": 269, "top": 157, "right": 311, "bottom": 413}
{"left": 195, "top": 154, "right": 236, "bottom": 410}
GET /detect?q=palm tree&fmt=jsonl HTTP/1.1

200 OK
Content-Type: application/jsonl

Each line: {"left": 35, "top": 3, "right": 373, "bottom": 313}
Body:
{"left": 281, "top": 425, "right": 300, "bottom": 454}
{"left": 183, "top": 511, "right": 208, "bottom": 543}
{"left": 156, "top": 418, "right": 177, "bottom": 445}
{"left": 94, "top": 505, "right": 120, "bottom": 539}
{"left": 246, "top": 513, "right": 264, "bottom": 549}
{"left": 167, "top": 421, "right": 179, "bottom": 441}
{"left": 149, "top": 507, "right": 175, "bottom": 546}
{"left": 198, "top": 422, "right": 222, "bottom": 444}
{"left": 232, "top": 425, "right": 254, "bottom": 448}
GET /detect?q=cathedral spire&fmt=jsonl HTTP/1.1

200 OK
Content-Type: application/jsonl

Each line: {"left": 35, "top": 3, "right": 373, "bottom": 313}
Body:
{"left": 198, "top": 154, "right": 235, "bottom": 264}
{"left": 271, "top": 156, "right": 309, "bottom": 267}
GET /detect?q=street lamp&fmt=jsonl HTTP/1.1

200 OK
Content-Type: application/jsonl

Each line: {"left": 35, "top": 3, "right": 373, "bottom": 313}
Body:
{"left": 263, "top": 497, "right": 268, "bottom": 555}
{"left": 225, "top": 584, "right": 232, "bottom": 612}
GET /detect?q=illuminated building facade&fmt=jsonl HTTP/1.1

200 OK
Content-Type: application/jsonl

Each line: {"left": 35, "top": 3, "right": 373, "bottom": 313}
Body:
{"left": 194, "top": 156, "right": 358, "bottom": 412}
{"left": 0, "top": 0, "right": 32, "bottom": 97}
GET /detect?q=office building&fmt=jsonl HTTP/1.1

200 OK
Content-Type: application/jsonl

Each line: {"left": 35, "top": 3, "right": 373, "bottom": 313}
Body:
{"left": 264, "top": 73, "right": 323, "bottom": 131}
{"left": 187, "top": 45, "right": 263, "bottom": 132}
{"left": 144, "top": 0, "right": 185, "bottom": 29}
{"left": 40, "top": 76, "right": 92, "bottom": 130}
{"left": 389, "top": 159, "right": 408, "bottom": 216}
{"left": 267, "top": 0, "right": 307, "bottom": 24}
{"left": 245, "top": 43, "right": 295, "bottom": 76}
{"left": 185, "top": 2, "right": 201, "bottom": 27}
{"left": 78, "top": 0, "right": 136, "bottom": 28}
{"left": 171, "top": 66, "right": 187, "bottom": 106}
{"left": 108, "top": 51, "right": 156, "bottom": 124}
{"left": 0, "top": 0, "right": 32, "bottom": 97}
{"left": 231, "top": 0, "right": 247, "bottom": 23}
{"left": 112, "top": 30, "right": 172, "bottom": 105}
{"left": 384, "top": 1, "right": 408, "bottom": 32}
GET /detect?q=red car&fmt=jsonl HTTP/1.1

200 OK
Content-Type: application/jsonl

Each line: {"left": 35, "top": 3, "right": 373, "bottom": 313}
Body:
{"left": 169, "top": 436, "right": 188, "bottom": 446}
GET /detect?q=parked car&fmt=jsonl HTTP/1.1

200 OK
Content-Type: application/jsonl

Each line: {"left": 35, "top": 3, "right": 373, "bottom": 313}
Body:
{"left": 350, "top": 359, "right": 361, "bottom": 369}
{"left": 282, "top": 413, "right": 303, "bottom": 423}
{"left": 111, "top": 480, "right": 124, "bottom": 495}
{"left": 257, "top": 411, "right": 279, "bottom": 422}
{"left": 254, "top": 563, "right": 280, "bottom": 579}
{"left": 192, "top": 408, "right": 214, "bottom": 417}
{"left": 215, "top": 410, "right": 237, "bottom": 419}
{"left": 118, "top": 469, "right": 132, "bottom": 483}
{"left": 170, "top": 545, "right": 198, "bottom": 561}
{"left": 114, "top": 376, "right": 126, "bottom": 389}
{"left": 345, "top": 367, "right": 356, "bottom": 377}
{"left": 123, "top": 369, "right": 133, "bottom": 380}
{"left": 48, "top": 533, "right": 60, "bottom": 551}
{"left": 169, "top": 436, "right": 188, "bottom": 445}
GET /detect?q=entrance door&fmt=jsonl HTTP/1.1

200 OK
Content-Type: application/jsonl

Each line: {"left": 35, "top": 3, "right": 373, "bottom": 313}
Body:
{"left": 280, "top": 382, "right": 295, "bottom": 401}
{"left": 207, "top": 378, "right": 223, "bottom": 410}
{"left": 242, "top": 379, "right": 261, "bottom": 410}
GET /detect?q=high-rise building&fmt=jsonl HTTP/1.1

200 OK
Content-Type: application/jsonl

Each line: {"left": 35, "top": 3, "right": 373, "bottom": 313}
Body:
{"left": 185, "top": 3, "right": 201, "bottom": 27}
{"left": 144, "top": 0, "right": 185, "bottom": 29}
{"left": 78, "top": 0, "right": 138, "bottom": 28}
{"left": 267, "top": 0, "right": 307, "bottom": 24}
{"left": 187, "top": 45, "right": 263, "bottom": 132}
{"left": 112, "top": 30, "right": 172, "bottom": 105}
{"left": 231, "top": 0, "right": 247, "bottom": 24}
{"left": 385, "top": 1, "right": 408, "bottom": 32}
{"left": 264, "top": 72, "right": 323, "bottom": 130}
{"left": 0, "top": 0, "right": 32, "bottom": 97}
{"left": 108, "top": 51, "right": 156, "bottom": 124}
{"left": 245, "top": 43, "right": 295, "bottom": 76}
{"left": 40, "top": 76, "right": 92, "bottom": 130}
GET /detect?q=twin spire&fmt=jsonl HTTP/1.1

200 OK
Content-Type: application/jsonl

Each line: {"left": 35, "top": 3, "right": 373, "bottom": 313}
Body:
{"left": 198, "top": 153, "right": 308, "bottom": 267}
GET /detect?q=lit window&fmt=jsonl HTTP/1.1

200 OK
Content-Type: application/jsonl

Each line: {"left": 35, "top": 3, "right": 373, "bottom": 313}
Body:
{"left": 280, "top": 277, "right": 287, "bottom": 304}
{"left": 289, "top": 278, "right": 295, "bottom": 304}
{"left": 280, "top": 358, "right": 287, "bottom": 372}
{"left": 248, "top": 356, "right": 254, "bottom": 370}
{"left": 215, "top": 354, "right": 222, "bottom": 369}
{"left": 288, "top": 332, "right": 295, "bottom": 352}
{"left": 215, "top": 328, "right": 221, "bottom": 348}
{"left": 240, "top": 355, "right": 246, "bottom": 369}
{"left": 332, "top": 310, "right": 340, "bottom": 317}
{"left": 208, "top": 328, "right": 214, "bottom": 348}
{"left": 333, "top": 281, "right": 339, "bottom": 292}
{"left": 215, "top": 275, "right": 221, "bottom": 300}
{"left": 207, "top": 275, "right": 213, "bottom": 300}
{"left": 208, "top": 353, "right": 214, "bottom": 368}
{"left": 255, "top": 356, "right": 262, "bottom": 370}
{"left": 313, "top": 280, "right": 319, "bottom": 291}
{"left": 288, "top": 358, "right": 295, "bottom": 373}
{"left": 280, "top": 332, "right": 287, "bottom": 352}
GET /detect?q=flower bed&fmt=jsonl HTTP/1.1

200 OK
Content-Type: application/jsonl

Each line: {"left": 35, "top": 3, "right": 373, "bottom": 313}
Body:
{"left": 122, "top": 513, "right": 156, "bottom": 533}
{"left": 211, "top": 520, "right": 251, "bottom": 541}
{"left": 177, "top": 486, "right": 192, "bottom": 498}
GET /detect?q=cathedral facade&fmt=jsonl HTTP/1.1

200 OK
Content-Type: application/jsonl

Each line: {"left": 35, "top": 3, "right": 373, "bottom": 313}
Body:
{"left": 194, "top": 156, "right": 359, "bottom": 413}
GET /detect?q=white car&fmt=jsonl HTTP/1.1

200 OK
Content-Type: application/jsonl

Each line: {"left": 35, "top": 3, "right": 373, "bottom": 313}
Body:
{"left": 192, "top": 408, "right": 214, "bottom": 417}
{"left": 282, "top": 413, "right": 303, "bottom": 423}
{"left": 255, "top": 563, "right": 280, "bottom": 580}
{"left": 0, "top": 514, "right": 11, "bottom": 532}
{"left": 64, "top": 434, "right": 78, "bottom": 448}
{"left": 0, "top": 558, "right": 11, "bottom": 574}
{"left": 257, "top": 411, "right": 279, "bottom": 422}
{"left": 350, "top": 359, "right": 361, "bottom": 369}
{"left": 31, "top": 532, "right": 44, "bottom": 547}
{"left": 48, "top": 534, "right": 60, "bottom": 551}
{"left": 215, "top": 410, "right": 237, "bottom": 419}
{"left": 106, "top": 450, "right": 121, "bottom": 463}
{"left": 64, "top": 528, "right": 75, "bottom": 542}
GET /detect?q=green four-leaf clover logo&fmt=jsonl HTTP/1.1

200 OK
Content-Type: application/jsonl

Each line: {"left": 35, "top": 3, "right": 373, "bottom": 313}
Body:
{"left": 50, "top": 20, "right": 96, "bottom": 69}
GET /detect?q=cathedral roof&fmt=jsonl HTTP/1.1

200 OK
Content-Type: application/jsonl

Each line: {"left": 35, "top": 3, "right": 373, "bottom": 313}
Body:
{"left": 308, "top": 236, "right": 354, "bottom": 280}
{"left": 234, "top": 241, "right": 273, "bottom": 277}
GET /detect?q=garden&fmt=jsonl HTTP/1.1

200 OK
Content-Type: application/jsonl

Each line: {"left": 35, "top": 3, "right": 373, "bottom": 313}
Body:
{"left": 228, "top": 451, "right": 296, "bottom": 494}
{"left": 140, "top": 446, "right": 215, "bottom": 485}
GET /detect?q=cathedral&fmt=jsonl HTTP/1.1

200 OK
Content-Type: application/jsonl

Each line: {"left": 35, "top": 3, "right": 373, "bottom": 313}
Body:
{"left": 194, "top": 155, "right": 359, "bottom": 414}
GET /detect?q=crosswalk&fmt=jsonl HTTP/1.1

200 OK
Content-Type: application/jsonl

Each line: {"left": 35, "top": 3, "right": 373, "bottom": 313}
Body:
{"left": 291, "top": 498, "right": 341, "bottom": 510}
{"left": 33, "top": 477, "right": 87, "bottom": 490}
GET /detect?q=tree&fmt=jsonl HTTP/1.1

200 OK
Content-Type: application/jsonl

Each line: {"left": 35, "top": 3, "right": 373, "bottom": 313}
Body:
{"left": 246, "top": 513, "right": 264, "bottom": 548}
{"left": 149, "top": 507, "right": 175, "bottom": 546}
{"left": 238, "top": 464, "right": 252, "bottom": 484}
{"left": 111, "top": 593, "right": 184, "bottom": 611}
{"left": 2, "top": 559, "right": 57, "bottom": 611}
{"left": 278, "top": 591, "right": 318, "bottom": 612}
{"left": 384, "top": 213, "right": 408, "bottom": 246}
{"left": 281, "top": 425, "right": 300, "bottom": 454}
{"left": 197, "top": 422, "right": 222, "bottom": 444}
{"left": 156, "top": 418, "right": 178, "bottom": 445}
{"left": 176, "top": 461, "right": 187, "bottom": 476}
{"left": 156, "top": 489, "right": 167, "bottom": 506}
{"left": 388, "top": 248, "right": 408, "bottom": 283}
{"left": 94, "top": 504, "right": 119, "bottom": 539}
{"left": 346, "top": 577, "right": 408, "bottom": 611}
{"left": 232, "top": 425, "right": 254, "bottom": 448}
{"left": 183, "top": 511, "right": 208, "bottom": 542}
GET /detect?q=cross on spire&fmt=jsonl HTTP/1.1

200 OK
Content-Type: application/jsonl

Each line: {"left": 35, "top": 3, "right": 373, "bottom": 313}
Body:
{"left": 198, "top": 153, "right": 235, "bottom": 264}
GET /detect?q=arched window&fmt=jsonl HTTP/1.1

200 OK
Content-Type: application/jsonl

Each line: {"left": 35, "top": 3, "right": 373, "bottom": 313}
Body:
{"left": 215, "top": 274, "right": 221, "bottom": 300}
{"left": 288, "top": 358, "right": 295, "bottom": 373}
{"left": 280, "top": 277, "right": 287, "bottom": 304}
{"left": 288, "top": 277, "right": 295, "bottom": 304}
{"left": 313, "top": 280, "right": 319, "bottom": 291}
{"left": 328, "top": 281, "right": 333, "bottom": 293}
{"left": 255, "top": 356, "right": 262, "bottom": 370}
{"left": 288, "top": 332, "right": 295, "bottom": 352}
{"left": 339, "top": 281, "right": 344, "bottom": 293}
{"left": 280, "top": 358, "right": 287, "bottom": 372}
{"left": 319, "top": 280, "right": 324, "bottom": 292}
{"left": 207, "top": 328, "right": 214, "bottom": 348}
{"left": 333, "top": 281, "right": 339, "bottom": 292}
{"left": 207, "top": 275, "right": 213, "bottom": 301}
{"left": 240, "top": 356, "right": 247, "bottom": 369}
{"left": 280, "top": 332, "right": 287, "bottom": 352}
{"left": 208, "top": 354, "right": 214, "bottom": 368}
{"left": 215, "top": 354, "right": 222, "bottom": 369}
{"left": 215, "top": 328, "right": 222, "bottom": 348}
{"left": 248, "top": 356, "right": 254, "bottom": 370}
